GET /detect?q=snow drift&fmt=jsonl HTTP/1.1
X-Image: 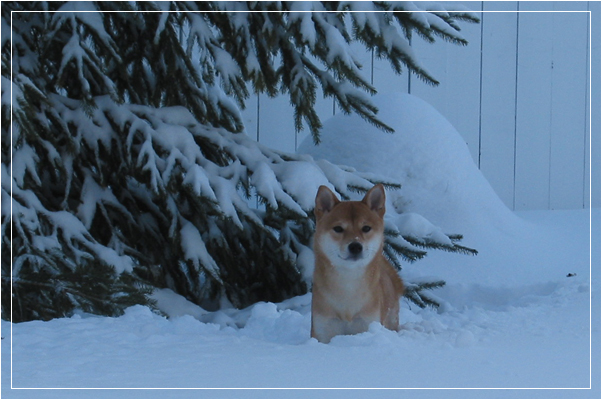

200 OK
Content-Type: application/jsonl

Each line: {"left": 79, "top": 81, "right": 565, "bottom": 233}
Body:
{"left": 298, "top": 91, "right": 520, "bottom": 235}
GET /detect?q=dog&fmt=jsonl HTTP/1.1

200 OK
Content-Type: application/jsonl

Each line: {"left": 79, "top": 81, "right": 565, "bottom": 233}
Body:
{"left": 311, "top": 184, "right": 404, "bottom": 343}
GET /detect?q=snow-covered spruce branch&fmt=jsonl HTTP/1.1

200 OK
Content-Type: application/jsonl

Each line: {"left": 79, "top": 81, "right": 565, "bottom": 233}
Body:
{"left": 404, "top": 280, "right": 447, "bottom": 309}
{"left": 1, "top": 274, "right": 152, "bottom": 319}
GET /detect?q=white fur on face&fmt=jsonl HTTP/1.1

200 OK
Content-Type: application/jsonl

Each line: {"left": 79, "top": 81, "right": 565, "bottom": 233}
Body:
{"left": 318, "top": 233, "right": 383, "bottom": 271}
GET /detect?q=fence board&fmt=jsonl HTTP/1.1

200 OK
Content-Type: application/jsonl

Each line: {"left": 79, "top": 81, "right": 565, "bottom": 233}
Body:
{"left": 514, "top": 5, "right": 555, "bottom": 210}
{"left": 549, "top": 3, "right": 589, "bottom": 209}
{"left": 409, "top": 1, "right": 484, "bottom": 164}
{"left": 588, "top": 0, "right": 601, "bottom": 209}
{"left": 479, "top": 2, "right": 519, "bottom": 209}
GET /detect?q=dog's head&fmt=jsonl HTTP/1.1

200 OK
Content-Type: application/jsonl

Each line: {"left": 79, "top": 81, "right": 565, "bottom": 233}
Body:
{"left": 314, "top": 184, "right": 386, "bottom": 269}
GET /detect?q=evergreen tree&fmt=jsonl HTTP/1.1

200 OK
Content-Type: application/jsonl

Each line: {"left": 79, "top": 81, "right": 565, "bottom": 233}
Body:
{"left": 2, "top": 1, "right": 478, "bottom": 322}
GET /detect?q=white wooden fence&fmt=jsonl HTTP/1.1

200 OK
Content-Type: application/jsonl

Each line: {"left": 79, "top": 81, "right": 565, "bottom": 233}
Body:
{"left": 241, "top": 1, "right": 600, "bottom": 211}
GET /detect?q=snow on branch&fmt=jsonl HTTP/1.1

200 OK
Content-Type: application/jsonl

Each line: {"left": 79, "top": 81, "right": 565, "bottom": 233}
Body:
{"left": 4, "top": 164, "right": 135, "bottom": 276}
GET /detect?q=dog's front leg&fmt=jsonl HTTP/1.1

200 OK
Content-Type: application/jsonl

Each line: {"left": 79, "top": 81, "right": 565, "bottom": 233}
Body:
{"left": 311, "top": 314, "right": 348, "bottom": 343}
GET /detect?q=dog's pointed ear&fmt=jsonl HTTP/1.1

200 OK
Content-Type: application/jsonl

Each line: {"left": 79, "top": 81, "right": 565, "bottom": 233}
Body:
{"left": 362, "top": 184, "right": 386, "bottom": 218}
{"left": 315, "top": 186, "right": 339, "bottom": 220}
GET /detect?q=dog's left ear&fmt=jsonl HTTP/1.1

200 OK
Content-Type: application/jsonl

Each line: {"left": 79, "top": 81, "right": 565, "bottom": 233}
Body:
{"left": 362, "top": 184, "right": 386, "bottom": 218}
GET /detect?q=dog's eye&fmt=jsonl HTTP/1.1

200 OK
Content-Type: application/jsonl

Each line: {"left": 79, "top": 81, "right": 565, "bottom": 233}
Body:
{"left": 333, "top": 226, "right": 344, "bottom": 233}
{"left": 362, "top": 226, "right": 372, "bottom": 233}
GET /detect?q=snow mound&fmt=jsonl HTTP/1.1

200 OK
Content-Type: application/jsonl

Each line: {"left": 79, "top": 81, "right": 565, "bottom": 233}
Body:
{"left": 298, "top": 92, "right": 520, "bottom": 235}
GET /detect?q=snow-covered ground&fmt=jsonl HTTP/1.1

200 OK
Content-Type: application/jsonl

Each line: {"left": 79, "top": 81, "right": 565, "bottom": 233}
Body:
{"left": 2, "top": 93, "right": 599, "bottom": 398}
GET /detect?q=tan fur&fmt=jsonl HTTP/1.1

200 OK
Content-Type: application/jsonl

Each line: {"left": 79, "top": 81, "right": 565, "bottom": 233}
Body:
{"left": 311, "top": 184, "right": 405, "bottom": 343}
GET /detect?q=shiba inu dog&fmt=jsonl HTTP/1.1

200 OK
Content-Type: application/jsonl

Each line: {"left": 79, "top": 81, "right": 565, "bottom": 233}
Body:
{"left": 311, "top": 184, "right": 405, "bottom": 343}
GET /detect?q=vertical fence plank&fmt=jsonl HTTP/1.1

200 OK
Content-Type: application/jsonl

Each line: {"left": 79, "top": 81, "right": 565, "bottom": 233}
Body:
{"left": 372, "top": 45, "right": 411, "bottom": 96}
{"left": 408, "top": 1, "right": 484, "bottom": 165}
{"left": 295, "top": 84, "right": 337, "bottom": 149}
{"left": 588, "top": 0, "right": 601, "bottom": 208}
{"left": 479, "top": 2, "right": 519, "bottom": 210}
{"left": 549, "top": 3, "right": 589, "bottom": 209}
{"left": 514, "top": 4, "right": 555, "bottom": 210}
{"left": 241, "top": 92, "right": 259, "bottom": 139}
{"left": 256, "top": 92, "right": 298, "bottom": 153}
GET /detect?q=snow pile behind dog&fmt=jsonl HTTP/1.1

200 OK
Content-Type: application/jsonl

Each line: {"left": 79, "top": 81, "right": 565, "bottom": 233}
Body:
{"left": 3, "top": 93, "right": 594, "bottom": 395}
{"left": 298, "top": 91, "right": 517, "bottom": 235}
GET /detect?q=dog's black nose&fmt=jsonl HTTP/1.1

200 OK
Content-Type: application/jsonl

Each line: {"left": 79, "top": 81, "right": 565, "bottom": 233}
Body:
{"left": 348, "top": 242, "right": 363, "bottom": 255}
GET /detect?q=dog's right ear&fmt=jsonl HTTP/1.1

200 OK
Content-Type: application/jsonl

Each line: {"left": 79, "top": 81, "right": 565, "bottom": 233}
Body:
{"left": 315, "top": 186, "right": 339, "bottom": 220}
